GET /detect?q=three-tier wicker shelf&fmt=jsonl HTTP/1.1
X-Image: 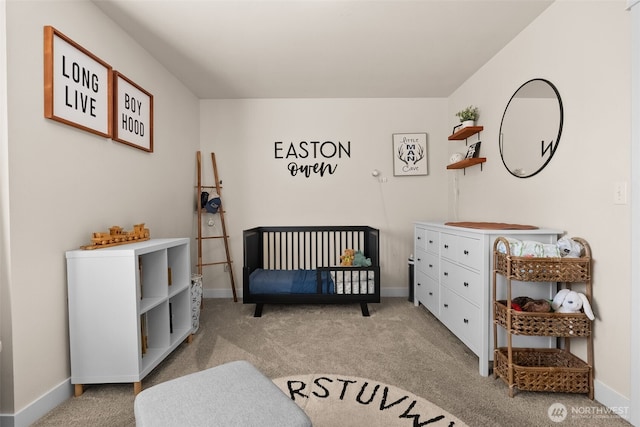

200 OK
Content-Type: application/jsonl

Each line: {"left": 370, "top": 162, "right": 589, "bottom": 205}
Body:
{"left": 492, "top": 236, "right": 594, "bottom": 399}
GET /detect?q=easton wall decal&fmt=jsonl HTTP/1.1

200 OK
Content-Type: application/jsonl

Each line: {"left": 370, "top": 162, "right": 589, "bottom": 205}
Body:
{"left": 274, "top": 140, "right": 351, "bottom": 177}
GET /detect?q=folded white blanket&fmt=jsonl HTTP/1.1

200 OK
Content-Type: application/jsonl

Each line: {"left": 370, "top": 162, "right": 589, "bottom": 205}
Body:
{"left": 496, "top": 237, "right": 560, "bottom": 258}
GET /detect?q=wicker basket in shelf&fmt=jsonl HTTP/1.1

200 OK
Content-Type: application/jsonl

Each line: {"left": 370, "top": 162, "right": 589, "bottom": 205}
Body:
{"left": 494, "top": 300, "right": 592, "bottom": 337}
{"left": 493, "top": 251, "right": 591, "bottom": 282}
{"left": 494, "top": 347, "right": 591, "bottom": 395}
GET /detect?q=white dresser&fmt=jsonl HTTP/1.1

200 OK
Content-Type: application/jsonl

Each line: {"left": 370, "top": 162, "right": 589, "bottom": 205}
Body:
{"left": 413, "top": 221, "right": 561, "bottom": 376}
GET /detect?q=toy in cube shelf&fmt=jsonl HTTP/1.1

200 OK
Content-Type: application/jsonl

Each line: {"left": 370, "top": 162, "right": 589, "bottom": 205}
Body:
{"left": 81, "top": 223, "right": 150, "bottom": 250}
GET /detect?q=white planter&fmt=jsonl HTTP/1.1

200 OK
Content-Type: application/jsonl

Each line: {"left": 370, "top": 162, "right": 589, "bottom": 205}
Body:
{"left": 462, "top": 120, "right": 475, "bottom": 128}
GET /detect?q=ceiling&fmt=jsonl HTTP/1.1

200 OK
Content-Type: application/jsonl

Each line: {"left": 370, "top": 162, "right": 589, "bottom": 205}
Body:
{"left": 93, "top": 0, "right": 554, "bottom": 99}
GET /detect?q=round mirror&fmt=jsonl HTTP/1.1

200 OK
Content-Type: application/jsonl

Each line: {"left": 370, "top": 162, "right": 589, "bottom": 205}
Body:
{"left": 499, "top": 79, "right": 563, "bottom": 178}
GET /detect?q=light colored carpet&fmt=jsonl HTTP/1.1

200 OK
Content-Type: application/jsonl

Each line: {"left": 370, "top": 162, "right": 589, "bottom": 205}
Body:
{"left": 33, "top": 298, "right": 630, "bottom": 426}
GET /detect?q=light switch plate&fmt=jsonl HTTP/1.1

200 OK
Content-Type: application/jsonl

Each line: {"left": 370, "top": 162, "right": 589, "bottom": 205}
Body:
{"left": 614, "top": 182, "right": 628, "bottom": 205}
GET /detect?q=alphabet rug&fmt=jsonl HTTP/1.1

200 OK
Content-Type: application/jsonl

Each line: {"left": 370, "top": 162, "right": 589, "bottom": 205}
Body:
{"left": 273, "top": 374, "right": 468, "bottom": 427}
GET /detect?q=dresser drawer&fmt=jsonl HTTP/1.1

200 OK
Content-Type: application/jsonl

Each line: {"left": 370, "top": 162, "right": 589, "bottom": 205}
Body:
{"left": 457, "top": 235, "right": 481, "bottom": 271}
{"left": 415, "top": 271, "right": 439, "bottom": 315}
{"left": 440, "top": 287, "right": 481, "bottom": 354}
{"left": 415, "top": 250, "right": 438, "bottom": 280}
{"left": 415, "top": 227, "right": 427, "bottom": 251}
{"left": 440, "top": 233, "right": 457, "bottom": 261}
{"left": 425, "top": 230, "right": 439, "bottom": 254}
{"left": 440, "top": 259, "right": 482, "bottom": 305}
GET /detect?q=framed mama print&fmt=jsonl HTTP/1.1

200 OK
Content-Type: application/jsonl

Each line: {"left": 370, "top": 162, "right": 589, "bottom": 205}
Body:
{"left": 113, "top": 71, "right": 154, "bottom": 152}
{"left": 44, "top": 26, "right": 112, "bottom": 138}
{"left": 393, "top": 133, "right": 428, "bottom": 176}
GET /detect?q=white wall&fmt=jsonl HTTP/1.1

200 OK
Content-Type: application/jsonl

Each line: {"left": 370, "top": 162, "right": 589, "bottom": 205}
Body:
{"left": 449, "top": 0, "right": 632, "bottom": 408}
{"left": 2, "top": 0, "right": 199, "bottom": 423}
{"left": 199, "top": 98, "right": 449, "bottom": 296}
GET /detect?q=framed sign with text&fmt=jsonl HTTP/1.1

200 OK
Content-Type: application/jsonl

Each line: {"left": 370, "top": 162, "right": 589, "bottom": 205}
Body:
{"left": 393, "top": 133, "right": 428, "bottom": 176}
{"left": 44, "top": 26, "right": 112, "bottom": 138}
{"left": 113, "top": 71, "right": 154, "bottom": 152}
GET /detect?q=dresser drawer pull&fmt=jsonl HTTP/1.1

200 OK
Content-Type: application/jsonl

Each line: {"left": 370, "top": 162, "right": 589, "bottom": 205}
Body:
{"left": 428, "top": 240, "right": 433, "bottom": 244}
{"left": 428, "top": 292, "right": 433, "bottom": 296}
{"left": 444, "top": 244, "right": 449, "bottom": 249}
{"left": 443, "top": 303, "right": 449, "bottom": 308}
{"left": 463, "top": 282, "right": 469, "bottom": 287}
{"left": 463, "top": 318, "right": 469, "bottom": 324}
{"left": 443, "top": 272, "right": 449, "bottom": 276}
{"left": 417, "top": 258, "right": 421, "bottom": 262}
{"left": 417, "top": 236, "right": 421, "bottom": 240}
{"left": 417, "top": 282, "right": 421, "bottom": 286}
{"left": 428, "top": 264, "right": 433, "bottom": 268}
{"left": 463, "top": 250, "right": 469, "bottom": 255}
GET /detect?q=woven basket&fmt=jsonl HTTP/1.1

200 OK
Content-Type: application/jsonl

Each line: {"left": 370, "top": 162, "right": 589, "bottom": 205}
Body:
{"left": 494, "top": 251, "right": 591, "bottom": 282}
{"left": 494, "top": 301, "right": 591, "bottom": 337}
{"left": 494, "top": 347, "right": 591, "bottom": 394}
{"left": 493, "top": 236, "right": 591, "bottom": 282}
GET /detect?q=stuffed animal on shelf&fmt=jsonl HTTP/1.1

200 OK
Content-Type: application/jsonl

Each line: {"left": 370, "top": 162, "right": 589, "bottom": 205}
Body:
{"left": 340, "top": 249, "right": 355, "bottom": 266}
{"left": 551, "top": 289, "right": 595, "bottom": 320}
{"left": 352, "top": 251, "right": 372, "bottom": 267}
{"left": 557, "top": 236, "right": 584, "bottom": 258}
{"left": 511, "top": 296, "right": 551, "bottom": 312}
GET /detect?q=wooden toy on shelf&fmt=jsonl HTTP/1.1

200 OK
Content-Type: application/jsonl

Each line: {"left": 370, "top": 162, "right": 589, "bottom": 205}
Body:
{"left": 81, "top": 223, "right": 150, "bottom": 250}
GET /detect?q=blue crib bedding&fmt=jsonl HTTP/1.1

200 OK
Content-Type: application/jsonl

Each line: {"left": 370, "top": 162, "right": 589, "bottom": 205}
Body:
{"left": 249, "top": 269, "right": 335, "bottom": 294}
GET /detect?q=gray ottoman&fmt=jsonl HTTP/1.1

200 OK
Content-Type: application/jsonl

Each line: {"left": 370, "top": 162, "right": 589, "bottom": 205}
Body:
{"left": 134, "top": 360, "right": 311, "bottom": 427}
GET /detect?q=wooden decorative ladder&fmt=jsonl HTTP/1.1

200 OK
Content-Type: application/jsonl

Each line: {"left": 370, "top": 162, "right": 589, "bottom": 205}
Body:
{"left": 195, "top": 151, "right": 237, "bottom": 302}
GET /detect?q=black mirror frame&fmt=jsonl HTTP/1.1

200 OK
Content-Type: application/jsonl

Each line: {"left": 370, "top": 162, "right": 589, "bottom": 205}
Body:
{"left": 499, "top": 78, "right": 564, "bottom": 178}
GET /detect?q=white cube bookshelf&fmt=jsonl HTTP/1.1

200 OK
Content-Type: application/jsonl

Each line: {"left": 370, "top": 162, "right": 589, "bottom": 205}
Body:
{"left": 66, "top": 238, "right": 192, "bottom": 395}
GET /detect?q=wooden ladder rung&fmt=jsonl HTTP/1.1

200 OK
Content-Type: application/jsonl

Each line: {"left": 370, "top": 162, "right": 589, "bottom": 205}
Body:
{"left": 201, "top": 261, "right": 232, "bottom": 267}
{"left": 198, "top": 236, "right": 228, "bottom": 240}
{"left": 195, "top": 185, "right": 223, "bottom": 190}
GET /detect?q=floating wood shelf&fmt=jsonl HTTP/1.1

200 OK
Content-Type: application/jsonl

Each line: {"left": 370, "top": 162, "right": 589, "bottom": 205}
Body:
{"left": 447, "top": 157, "right": 486, "bottom": 170}
{"left": 448, "top": 126, "right": 483, "bottom": 141}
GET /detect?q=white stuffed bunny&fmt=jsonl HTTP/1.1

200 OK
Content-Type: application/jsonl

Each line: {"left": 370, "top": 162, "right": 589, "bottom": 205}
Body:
{"left": 551, "top": 289, "right": 595, "bottom": 320}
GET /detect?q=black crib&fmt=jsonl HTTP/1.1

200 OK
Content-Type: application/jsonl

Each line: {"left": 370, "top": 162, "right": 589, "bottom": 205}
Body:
{"left": 242, "top": 226, "right": 381, "bottom": 317}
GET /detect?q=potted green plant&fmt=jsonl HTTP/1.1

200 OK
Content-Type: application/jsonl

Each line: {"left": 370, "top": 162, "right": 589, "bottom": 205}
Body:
{"left": 455, "top": 105, "right": 479, "bottom": 128}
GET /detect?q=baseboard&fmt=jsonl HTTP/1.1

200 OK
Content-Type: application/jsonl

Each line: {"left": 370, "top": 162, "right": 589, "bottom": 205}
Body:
{"left": 0, "top": 378, "right": 73, "bottom": 427}
{"left": 593, "top": 379, "right": 631, "bottom": 422}
{"left": 380, "top": 287, "right": 409, "bottom": 298}
{"left": 203, "top": 288, "right": 239, "bottom": 299}
{"left": 203, "top": 287, "right": 410, "bottom": 299}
